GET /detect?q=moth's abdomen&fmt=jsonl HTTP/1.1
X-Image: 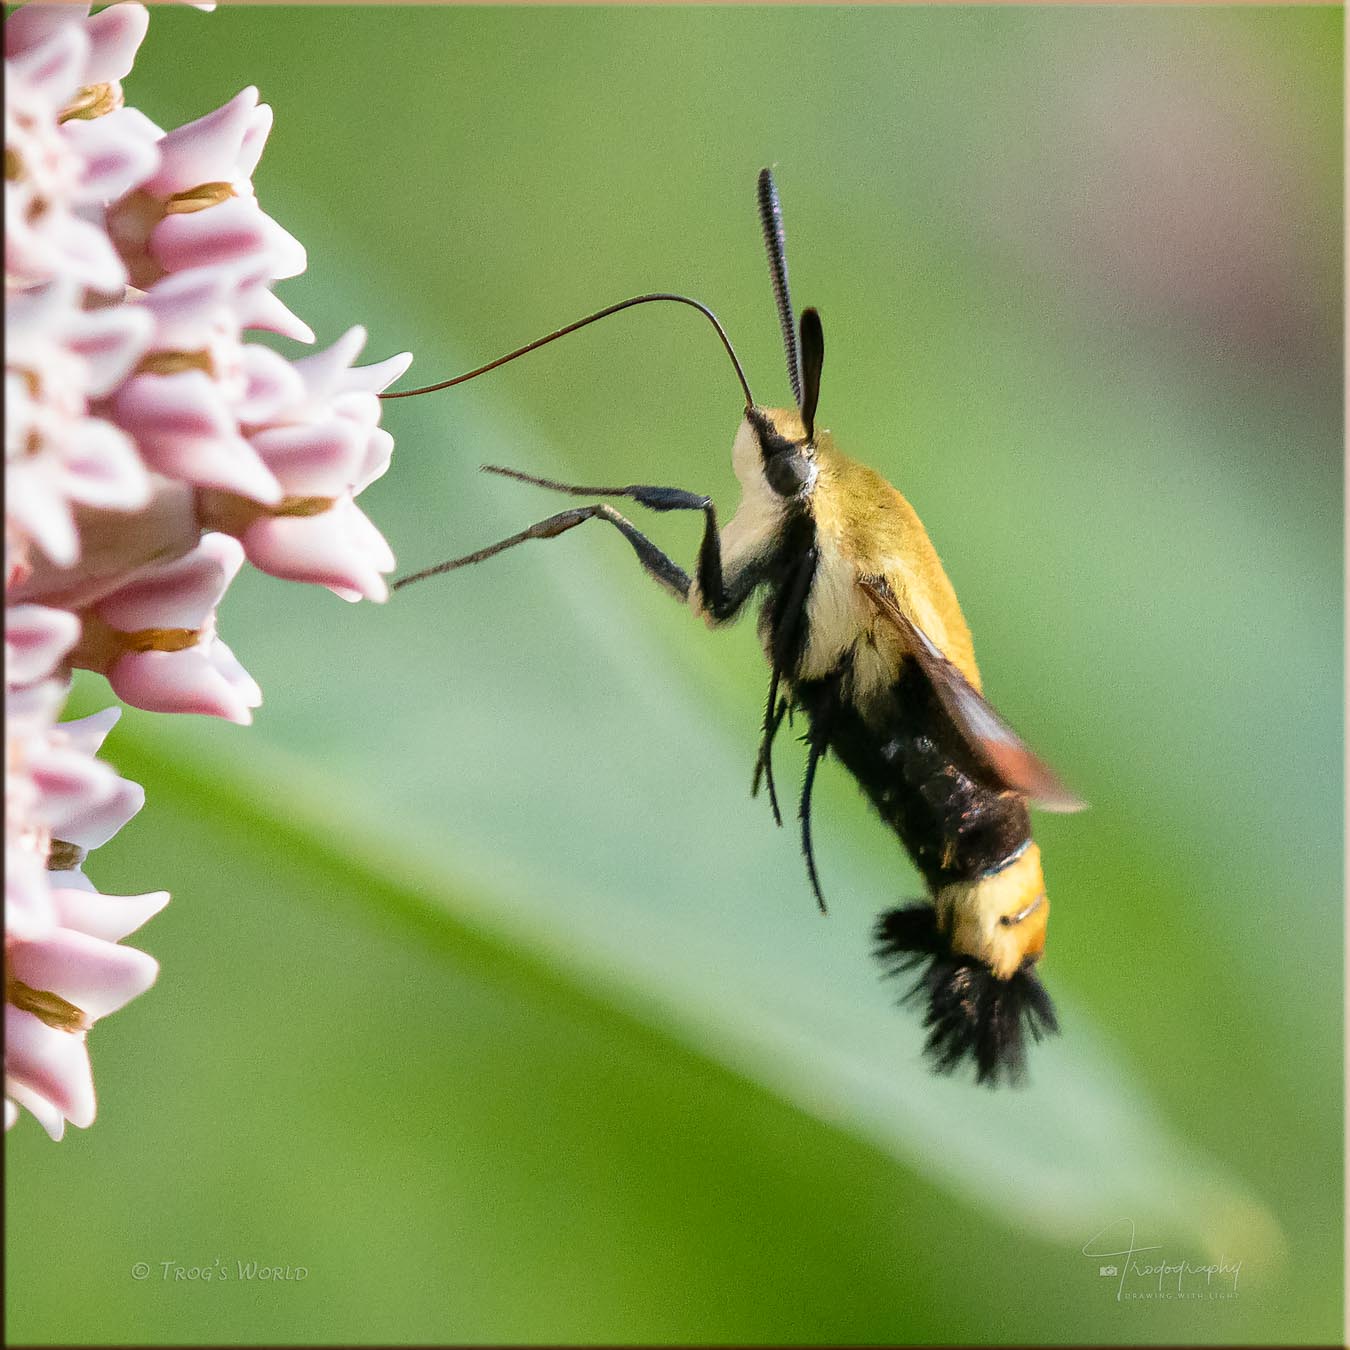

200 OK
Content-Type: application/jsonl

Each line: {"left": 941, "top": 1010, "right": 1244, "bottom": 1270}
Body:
{"left": 796, "top": 658, "right": 1031, "bottom": 889}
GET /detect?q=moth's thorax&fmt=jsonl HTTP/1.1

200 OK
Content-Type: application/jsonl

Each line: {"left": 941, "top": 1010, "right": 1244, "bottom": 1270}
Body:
{"left": 809, "top": 438, "right": 982, "bottom": 694}
{"left": 937, "top": 842, "right": 1049, "bottom": 980}
{"left": 712, "top": 412, "right": 981, "bottom": 711}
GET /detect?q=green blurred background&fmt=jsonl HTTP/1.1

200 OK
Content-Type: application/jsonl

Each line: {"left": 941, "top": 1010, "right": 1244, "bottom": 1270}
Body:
{"left": 6, "top": 6, "right": 1342, "bottom": 1344}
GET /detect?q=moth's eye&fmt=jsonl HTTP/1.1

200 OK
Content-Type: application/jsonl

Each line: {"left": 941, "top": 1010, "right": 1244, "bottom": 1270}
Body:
{"left": 764, "top": 451, "right": 810, "bottom": 497}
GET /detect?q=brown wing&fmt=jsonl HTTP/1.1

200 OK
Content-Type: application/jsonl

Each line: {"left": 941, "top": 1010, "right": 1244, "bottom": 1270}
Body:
{"left": 857, "top": 576, "right": 1087, "bottom": 813}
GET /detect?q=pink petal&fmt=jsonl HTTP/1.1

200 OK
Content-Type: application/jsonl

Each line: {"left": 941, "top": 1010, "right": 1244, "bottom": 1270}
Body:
{"left": 63, "top": 297, "right": 154, "bottom": 396}
{"left": 6, "top": 1080, "right": 67, "bottom": 1140}
{"left": 6, "top": 858, "right": 56, "bottom": 943}
{"left": 58, "top": 705, "right": 120, "bottom": 757}
{"left": 95, "top": 532, "right": 242, "bottom": 629}
{"left": 139, "top": 260, "right": 241, "bottom": 334}
{"left": 147, "top": 86, "right": 259, "bottom": 195}
{"left": 41, "top": 206, "right": 129, "bottom": 293}
{"left": 113, "top": 370, "right": 282, "bottom": 503}
{"left": 291, "top": 326, "right": 367, "bottom": 401}
{"left": 58, "top": 417, "right": 152, "bottom": 512}
{"left": 150, "top": 195, "right": 304, "bottom": 280}
{"left": 6, "top": 676, "right": 69, "bottom": 729}
{"left": 257, "top": 211, "right": 306, "bottom": 280}
{"left": 237, "top": 344, "right": 306, "bottom": 424}
{"left": 4, "top": 1097, "right": 20, "bottom": 1133}
{"left": 4, "top": 461, "right": 80, "bottom": 566}
{"left": 5, "top": 604, "right": 81, "bottom": 685}
{"left": 108, "top": 647, "right": 259, "bottom": 724}
{"left": 107, "top": 104, "right": 165, "bottom": 152}
{"left": 241, "top": 507, "right": 388, "bottom": 602}
{"left": 344, "top": 349, "right": 413, "bottom": 396}
{"left": 47, "top": 867, "right": 96, "bottom": 894}
{"left": 134, "top": 251, "right": 273, "bottom": 346}
{"left": 340, "top": 497, "right": 396, "bottom": 572}
{"left": 27, "top": 747, "right": 114, "bottom": 830}
{"left": 4, "top": 1007, "right": 95, "bottom": 1130}
{"left": 236, "top": 101, "right": 273, "bottom": 181}
{"left": 4, "top": 276, "right": 67, "bottom": 344}
{"left": 238, "top": 285, "right": 314, "bottom": 343}
{"left": 83, "top": 2, "right": 150, "bottom": 84}
{"left": 8, "top": 20, "right": 89, "bottom": 106}
{"left": 205, "top": 633, "right": 261, "bottom": 706}
{"left": 64, "top": 110, "right": 159, "bottom": 204}
{"left": 8, "top": 477, "right": 200, "bottom": 614}
{"left": 4, "top": 4, "right": 89, "bottom": 62}
{"left": 354, "top": 427, "right": 394, "bottom": 493}
{"left": 9, "top": 927, "right": 159, "bottom": 1022}
{"left": 53, "top": 772, "right": 144, "bottom": 852}
{"left": 250, "top": 419, "right": 364, "bottom": 495}
{"left": 51, "top": 886, "right": 169, "bottom": 943}
{"left": 330, "top": 391, "right": 380, "bottom": 433}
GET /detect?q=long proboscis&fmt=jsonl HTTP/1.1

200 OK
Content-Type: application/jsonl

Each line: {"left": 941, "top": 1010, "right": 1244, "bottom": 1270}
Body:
{"left": 379, "top": 292, "right": 755, "bottom": 408}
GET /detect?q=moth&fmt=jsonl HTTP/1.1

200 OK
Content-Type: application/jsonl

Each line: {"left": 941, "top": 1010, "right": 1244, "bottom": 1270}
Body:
{"left": 385, "top": 169, "right": 1085, "bottom": 1085}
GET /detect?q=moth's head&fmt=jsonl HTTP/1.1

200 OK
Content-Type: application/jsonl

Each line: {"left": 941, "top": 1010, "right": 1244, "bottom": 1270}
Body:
{"left": 733, "top": 406, "right": 816, "bottom": 498}
{"left": 873, "top": 844, "right": 1057, "bottom": 1086}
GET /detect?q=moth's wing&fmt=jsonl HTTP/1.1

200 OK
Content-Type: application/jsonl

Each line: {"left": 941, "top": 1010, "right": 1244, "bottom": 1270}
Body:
{"left": 857, "top": 575, "right": 1086, "bottom": 813}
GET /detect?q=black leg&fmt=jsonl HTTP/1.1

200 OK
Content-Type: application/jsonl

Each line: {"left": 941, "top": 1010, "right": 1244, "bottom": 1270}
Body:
{"left": 751, "top": 675, "right": 788, "bottom": 827}
{"left": 481, "top": 465, "right": 753, "bottom": 621}
{"left": 393, "top": 503, "right": 691, "bottom": 600}
{"left": 799, "top": 729, "right": 829, "bottom": 915}
{"left": 753, "top": 541, "right": 817, "bottom": 828}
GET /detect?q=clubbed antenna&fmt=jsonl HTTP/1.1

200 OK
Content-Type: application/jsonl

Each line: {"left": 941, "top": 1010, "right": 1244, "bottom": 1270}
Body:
{"left": 757, "top": 167, "right": 801, "bottom": 406}
{"left": 799, "top": 307, "right": 824, "bottom": 443}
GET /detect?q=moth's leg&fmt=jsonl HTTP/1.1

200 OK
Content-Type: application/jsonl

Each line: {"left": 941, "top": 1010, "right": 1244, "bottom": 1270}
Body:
{"left": 751, "top": 678, "right": 789, "bottom": 826}
{"left": 393, "top": 503, "right": 690, "bottom": 600}
{"left": 753, "top": 544, "right": 818, "bottom": 826}
{"left": 799, "top": 728, "right": 829, "bottom": 915}
{"left": 482, "top": 465, "right": 756, "bottom": 622}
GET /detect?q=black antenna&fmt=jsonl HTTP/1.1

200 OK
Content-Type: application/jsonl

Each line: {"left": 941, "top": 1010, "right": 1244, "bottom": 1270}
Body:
{"left": 756, "top": 167, "right": 801, "bottom": 407}
{"left": 799, "top": 307, "right": 824, "bottom": 443}
{"left": 380, "top": 292, "right": 754, "bottom": 409}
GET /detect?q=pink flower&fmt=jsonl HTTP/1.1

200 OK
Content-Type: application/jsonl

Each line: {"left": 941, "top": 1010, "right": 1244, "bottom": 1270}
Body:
{"left": 73, "top": 532, "right": 262, "bottom": 724}
{"left": 5, "top": 601, "right": 80, "bottom": 687}
{"left": 5, "top": 0, "right": 411, "bottom": 1142}
{"left": 4, "top": 681, "right": 163, "bottom": 1139}
{"left": 5, "top": 679, "right": 67, "bottom": 942}
{"left": 5, "top": 16, "right": 159, "bottom": 291}
{"left": 238, "top": 328, "right": 409, "bottom": 601}
{"left": 5, "top": 2, "right": 150, "bottom": 94}
{"left": 107, "top": 85, "right": 307, "bottom": 309}
{"left": 4, "top": 609, "right": 82, "bottom": 944}
{"left": 3, "top": 659, "right": 162, "bottom": 1139}
{"left": 108, "top": 260, "right": 300, "bottom": 503}
{"left": 4, "top": 558, "right": 163, "bottom": 1140}
{"left": 6, "top": 878, "right": 167, "bottom": 1139}
{"left": 6, "top": 278, "right": 153, "bottom": 567}
{"left": 7, "top": 683, "right": 143, "bottom": 891}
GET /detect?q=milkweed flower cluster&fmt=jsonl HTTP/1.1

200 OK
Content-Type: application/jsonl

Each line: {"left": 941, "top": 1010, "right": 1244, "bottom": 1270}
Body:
{"left": 5, "top": 1, "right": 411, "bottom": 1139}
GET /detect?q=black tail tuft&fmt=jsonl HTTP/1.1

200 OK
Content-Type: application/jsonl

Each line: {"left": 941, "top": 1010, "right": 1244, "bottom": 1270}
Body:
{"left": 873, "top": 904, "right": 1058, "bottom": 1088}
